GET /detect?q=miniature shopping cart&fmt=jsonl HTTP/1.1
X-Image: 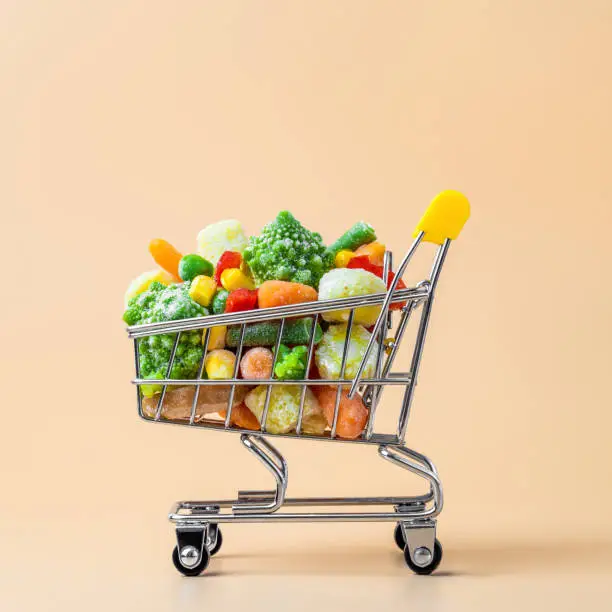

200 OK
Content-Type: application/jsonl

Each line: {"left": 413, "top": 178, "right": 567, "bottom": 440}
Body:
{"left": 126, "top": 190, "right": 470, "bottom": 576}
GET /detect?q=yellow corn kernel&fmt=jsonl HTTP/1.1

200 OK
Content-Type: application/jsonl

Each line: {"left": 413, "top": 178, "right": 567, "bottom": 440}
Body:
{"left": 220, "top": 268, "right": 255, "bottom": 291}
{"left": 188, "top": 275, "right": 217, "bottom": 307}
{"left": 205, "top": 349, "right": 236, "bottom": 379}
{"left": 334, "top": 250, "right": 355, "bottom": 268}
{"left": 206, "top": 325, "right": 227, "bottom": 350}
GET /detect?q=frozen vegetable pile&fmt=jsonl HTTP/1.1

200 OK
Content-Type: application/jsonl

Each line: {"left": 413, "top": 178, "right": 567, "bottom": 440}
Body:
{"left": 123, "top": 212, "right": 406, "bottom": 439}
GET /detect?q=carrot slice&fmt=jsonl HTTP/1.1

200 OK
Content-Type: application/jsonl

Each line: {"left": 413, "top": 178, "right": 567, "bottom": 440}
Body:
{"left": 257, "top": 280, "right": 318, "bottom": 309}
{"left": 148, "top": 239, "right": 182, "bottom": 279}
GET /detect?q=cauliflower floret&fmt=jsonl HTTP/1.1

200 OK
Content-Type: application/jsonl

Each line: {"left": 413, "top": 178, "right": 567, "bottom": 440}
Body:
{"left": 244, "top": 385, "right": 327, "bottom": 435}
{"left": 315, "top": 324, "right": 378, "bottom": 381}
{"left": 318, "top": 268, "right": 387, "bottom": 326}
{"left": 123, "top": 269, "right": 177, "bottom": 308}
{"left": 197, "top": 219, "right": 248, "bottom": 265}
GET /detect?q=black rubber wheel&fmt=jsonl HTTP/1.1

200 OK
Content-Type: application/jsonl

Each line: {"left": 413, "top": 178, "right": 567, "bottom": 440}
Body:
{"left": 172, "top": 545, "right": 210, "bottom": 576}
{"left": 403, "top": 539, "right": 443, "bottom": 575}
{"left": 208, "top": 527, "right": 223, "bottom": 556}
{"left": 394, "top": 523, "right": 406, "bottom": 551}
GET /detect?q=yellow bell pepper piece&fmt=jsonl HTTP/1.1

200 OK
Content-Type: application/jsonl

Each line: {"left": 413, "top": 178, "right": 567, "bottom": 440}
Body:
{"left": 205, "top": 349, "right": 236, "bottom": 379}
{"left": 413, "top": 190, "right": 471, "bottom": 245}
{"left": 354, "top": 242, "right": 386, "bottom": 266}
{"left": 334, "top": 250, "right": 355, "bottom": 268}
{"left": 188, "top": 275, "right": 217, "bottom": 307}
{"left": 206, "top": 325, "right": 227, "bottom": 350}
{"left": 220, "top": 268, "right": 255, "bottom": 291}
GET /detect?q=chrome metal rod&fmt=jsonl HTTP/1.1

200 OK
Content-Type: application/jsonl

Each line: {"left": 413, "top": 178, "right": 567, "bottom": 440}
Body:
{"left": 362, "top": 251, "right": 392, "bottom": 430}
{"left": 134, "top": 339, "right": 143, "bottom": 418}
{"left": 234, "top": 492, "right": 432, "bottom": 507}
{"left": 296, "top": 313, "right": 319, "bottom": 435}
{"left": 348, "top": 232, "right": 425, "bottom": 398}
{"left": 190, "top": 328, "right": 210, "bottom": 425}
{"left": 225, "top": 323, "right": 246, "bottom": 428}
{"left": 379, "top": 445, "right": 443, "bottom": 515}
{"left": 386, "top": 251, "right": 394, "bottom": 330}
{"left": 127, "top": 287, "right": 428, "bottom": 338}
{"left": 133, "top": 376, "right": 412, "bottom": 387}
{"left": 170, "top": 510, "right": 435, "bottom": 524}
{"left": 429, "top": 239, "right": 451, "bottom": 290}
{"left": 178, "top": 494, "right": 429, "bottom": 510}
{"left": 331, "top": 310, "right": 355, "bottom": 438}
{"left": 154, "top": 332, "right": 181, "bottom": 421}
{"left": 382, "top": 300, "right": 416, "bottom": 378}
{"left": 396, "top": 240, "right": 451, "bottom": 440}
{"left": 232, "top": 435, "right": 288, "bottom": 514}
{"left": 260, "top": 319, "right": 286, "bottom": 432}
{"left": 169, "top": 440, "right": 441, "bottom": 523}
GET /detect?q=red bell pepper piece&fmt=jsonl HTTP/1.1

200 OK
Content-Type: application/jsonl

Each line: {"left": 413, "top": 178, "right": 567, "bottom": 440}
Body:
{"left": 346, "top": 255, "right": 378, "bottom": 275}
{"left": 215, "top": 251, "right": 243, "bottom": 284}
{"left": 225, "top": 288, "right": 258, "bottom": 313}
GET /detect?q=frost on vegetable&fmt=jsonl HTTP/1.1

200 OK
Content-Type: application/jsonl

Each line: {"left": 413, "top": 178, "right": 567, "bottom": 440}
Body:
{"left": 325, "top": 221, "right": 376, "bottom": 259}
{"left": 244, "top": 385, "right": 326, "bottom": 435}
{"left": 205, "top": 349, "right": 236, "bottom": 379}
{"left": 240, "top": 347, "right": 274, "bottom": 379}
{"left": 315, "top": 323, "right": 378, "bottom": 381}
{"left": 274, "top": 345, "right": 309, "bottom": 380}
{"left": 243, "top": 211, "right": 333, "bottom": 288}
{"left": 197, "top": 219, "right": 248, "bottom": 266}
{"left": 318, "top": 268, "right": 387, "bottom": 326}
{"left": 124, "top": 269, "right": 176, "bottom": 308}
{"left": 123, "top": 281, "right": 208, "bottom": 389}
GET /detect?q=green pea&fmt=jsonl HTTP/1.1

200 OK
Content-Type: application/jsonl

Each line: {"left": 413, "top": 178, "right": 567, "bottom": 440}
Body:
{"left": 179, "top": 254, "right": 214, "bottom": 282}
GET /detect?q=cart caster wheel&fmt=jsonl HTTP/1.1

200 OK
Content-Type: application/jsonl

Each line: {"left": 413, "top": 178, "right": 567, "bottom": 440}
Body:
{"left": 404, "top": 539, "right": 443, "bottom": 575}
{"left": 172, "top": 545, "right": 210, "bottom": 576}
{"left": 394, "top": 523, "right": 406, "bottom": 551}
{"left": 208, "top": 526, "right": 223, "bottom": 556}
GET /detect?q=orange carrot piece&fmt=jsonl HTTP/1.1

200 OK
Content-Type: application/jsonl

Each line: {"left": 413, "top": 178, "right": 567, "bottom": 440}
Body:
{"left": 354, "top": 242, "right": 386, "bottom": 266}
{"left": 240, "top": 347, "right": 274, "bottom": 379}
{"left": 218, "top": 403, "right": 260, "bottom": 430}
{"left": 312, "top": 386, "right": 368, "bottom": 439}
{"left": 148, "top": 239, "right": 182, "bottom": 279}
{"left": 257, "top": 280, "right": 318, "bottom": 309}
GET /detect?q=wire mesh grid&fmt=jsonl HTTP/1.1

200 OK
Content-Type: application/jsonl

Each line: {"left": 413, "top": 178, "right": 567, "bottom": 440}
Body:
{"left": 127, "top": 238, "right": 449, "bottom": 444}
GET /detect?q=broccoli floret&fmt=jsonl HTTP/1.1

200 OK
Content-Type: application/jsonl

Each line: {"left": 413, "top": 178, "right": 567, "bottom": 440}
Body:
{"left": 274, "top": 344, "right": 309, "bottom": 380}
{"left": 243, "top": 211, "right": 333, "bottom": 288}
{"left": 123, "top": 281, "right": 209, "bottom": 385}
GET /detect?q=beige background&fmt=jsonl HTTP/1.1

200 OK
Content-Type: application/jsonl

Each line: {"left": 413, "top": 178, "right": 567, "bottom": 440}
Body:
{"left": 1, "top": 1, "right": 612, "bottom": 610}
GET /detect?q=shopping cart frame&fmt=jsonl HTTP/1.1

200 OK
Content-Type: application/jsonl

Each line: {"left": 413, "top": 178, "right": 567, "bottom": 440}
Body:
{"left": 126, "top": 191, "right": 469, "bottom": 575}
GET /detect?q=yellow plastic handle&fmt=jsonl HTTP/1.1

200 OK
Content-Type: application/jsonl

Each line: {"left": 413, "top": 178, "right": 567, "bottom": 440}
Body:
{"left": 413, "top": 190, "right": 470, "bottom": 245}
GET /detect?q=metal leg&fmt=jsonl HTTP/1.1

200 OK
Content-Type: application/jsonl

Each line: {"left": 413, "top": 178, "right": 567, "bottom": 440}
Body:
{"left": 232, "top": 434, "right": 288, "bottom": 514}
{"left": 170, "top": 442, "right": 441, "bottom": 523}
{"left": 379, "top": 444, "right": 443, "bottom": 574}
{"left": 168, "top": 438, "right": 444, "bottom": 574}
{"left": 379, "top": 444, "right": 443, "bottom": 516}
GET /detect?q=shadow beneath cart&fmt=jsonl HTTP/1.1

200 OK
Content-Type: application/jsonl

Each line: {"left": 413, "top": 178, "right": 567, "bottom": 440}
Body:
{"left": 207, "top": 546, "right": 472, "bottom": 577}
{"left": 202, "top": 541, "right": 612, "bottom": 578}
